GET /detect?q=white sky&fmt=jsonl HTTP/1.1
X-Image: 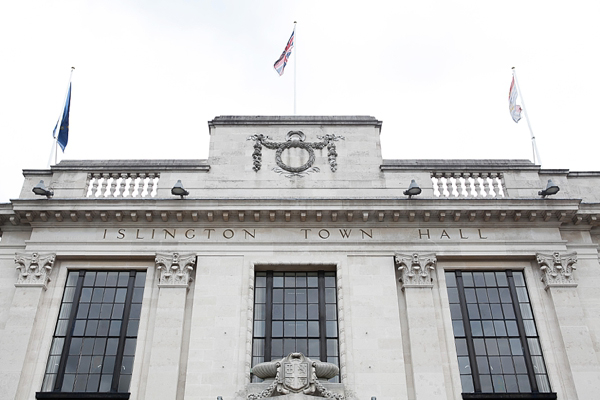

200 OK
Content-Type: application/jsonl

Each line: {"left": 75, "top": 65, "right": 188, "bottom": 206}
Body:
{"left": 1, "top": 1, "right": 599, "bottom": 202}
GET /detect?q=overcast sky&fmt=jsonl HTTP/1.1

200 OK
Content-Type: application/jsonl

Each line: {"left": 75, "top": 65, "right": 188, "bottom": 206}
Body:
{"left": 1, "top": 1, "right": 599, "bottom": 202}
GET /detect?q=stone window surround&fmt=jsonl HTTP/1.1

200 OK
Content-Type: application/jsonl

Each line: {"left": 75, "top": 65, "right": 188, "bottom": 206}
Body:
{"left": 21, "top": 259, "right": 154, "bottom": 400}
{"left": 246, "top": 261, "right": 346, "bottom": 385}
{"left": 437, "top": 257, "right": 575, "bottom": 400}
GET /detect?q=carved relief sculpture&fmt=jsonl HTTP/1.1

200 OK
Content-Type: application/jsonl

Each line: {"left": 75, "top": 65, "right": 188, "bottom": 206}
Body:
{"left": 155, "top": 252, "right": 196, "bottom": 288}
{"left": 248, "top": 353, "right": 344, "bottom": 399}
{"left": 247, "top": 131, "right": 345, "bottom": 177}
{"left": 14, "top": 252, "right": 56, "bottom": 289}
{"left": 394, "top": 252, "right": 437, "bottom": 288}
{"left": 536, "top": 251, "right": 578, "bottom": 289}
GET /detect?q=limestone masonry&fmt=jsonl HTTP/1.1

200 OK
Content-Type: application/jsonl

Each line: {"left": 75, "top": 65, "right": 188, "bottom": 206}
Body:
{"left": 1, "top": 116, "right": 599, "bottom": 400}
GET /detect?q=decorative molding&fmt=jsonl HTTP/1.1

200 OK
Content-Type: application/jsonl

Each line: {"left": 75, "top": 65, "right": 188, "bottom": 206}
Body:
{"left": 155, "top": 252, "right": 196, "bottom": 288}
{"left": 394, "top": 253, "right": 437, "bottom": 288}
{"left": 247, "top": 131, "right": 345, "bottom": 177}
{"left": 14, "top": 252, "right": 56, "bottom": 289}
{"left": 536, "top": 251, "right": 578, "bottom": 289}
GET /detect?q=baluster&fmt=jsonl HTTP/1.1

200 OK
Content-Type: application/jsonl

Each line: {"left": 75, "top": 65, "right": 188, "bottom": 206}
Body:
{"left": 109, "top": 173, "right": 119, "bottom": 197}
{"left": 497, "top": 173, "right": 507, "bottom": 197}
{"left": 85, "top": 173, "right": 93, "bottom": 197}
{"left": 119, "top": 173, "right": 129, "bottom": 197}
{"left": 91, "top": 173, "right": 101, "bottom": 197}
{"left": 465, "top": 173, "right": 475, "bottom": 197}
{"left": 484, "top": 173, "right": 494, "bottom": 197}
{"left": 444, "top": 173, "right": 453, "bottom": 197}
{"left": 435, "top": 173, "right": 445, "bottom": 197}
{"left": 458, "top": 173, "right": 468, "bottom": 197}
{"left": 147, "top": 173, "right": 156, "bottom": 198}
{"left": 138, "top": 173, "right": 148, "bottom": 197}
{"left": 473, "top": 173, "right": 484, "bottom": 197}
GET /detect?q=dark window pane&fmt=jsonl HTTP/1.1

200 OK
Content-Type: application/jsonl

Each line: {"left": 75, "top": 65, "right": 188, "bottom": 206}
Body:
{"left": 296, "top": 304, "right": 307, "bottom": 319}
{"left": 296, "top": 289, "right": 307, "bottom": 303}
{"left": 450, "top": 304, "right": 462, "bottom": 319}
{"left": 467, "top": 304, "right": 480, "bottom": 319}
{"left": 473, "top": 272, "right": 486, "bottom": 287}
{"left": 273, "top": 289, "right": 283, "bottom": 303}
{"left": 272, "top": 304, "right": 284, "bottom": 319}
{"left": 462, "top": 272, "right": 474, "bottom": 287}
{"left": 473, "top": 339, "right": 486, "bottom": 355}
{"left": 452, "top": 320, "right": 465, "bottom": 337}
{"left": 284, "top": 304, "right": 295, "bottom": 320}
{"left": 447, "top": 288, "right": 459, "bottom": 303}
{"left": 325, "top": 288, "right": 336, "bottom": 303}
{"left": 455, "top": 338, "right": 468, "bottom": 356}
{"left": 134, "top": 272, "right": 146, "bottom": 287}
{"left": 117, "top": 272, "right": 129, "bottom": 287}
{"left": 308, "top": 304, "right": 319, "bottom": 319}
{"left": 272, "top": 321, "right": 283, "bottom": 337}
{"left": 445, "top": 272, "right": 457, "bottom": 287}
{"left": 83, "top": 272, "right": 96, "bottom": 286}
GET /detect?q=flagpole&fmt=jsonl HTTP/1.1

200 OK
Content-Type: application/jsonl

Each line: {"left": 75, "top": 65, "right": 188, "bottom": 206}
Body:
{"left": 512, "top": 67, "right": 542, "bottom": 166}
{"left": 293, "top": 21, "right": 297, "bottom": 115}
{"left": 49, "top": 67, "right": 75, "bottom": 166}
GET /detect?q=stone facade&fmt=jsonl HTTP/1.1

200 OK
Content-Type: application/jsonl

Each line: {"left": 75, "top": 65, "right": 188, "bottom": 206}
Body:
{"left": 1, "top": 116, "right": 600, "bottom": 400}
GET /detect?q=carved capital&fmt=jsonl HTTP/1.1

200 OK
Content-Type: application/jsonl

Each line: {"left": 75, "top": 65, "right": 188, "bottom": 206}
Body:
{"left": 14, "top": 252, "right": 56, "bottom": 289}
{"left": 394, "top": 253, "right": 437, "bottom": 288}
{"left": 155, "top": 252, "right": 196, "bottom": 288}
{"left": 536, "top": 252, "right": 578, "bottom": 289}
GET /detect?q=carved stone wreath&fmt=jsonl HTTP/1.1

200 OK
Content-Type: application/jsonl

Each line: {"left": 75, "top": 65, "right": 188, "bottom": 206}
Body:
{"left": 247, "top": 131, "right": 344, "bottom": 177}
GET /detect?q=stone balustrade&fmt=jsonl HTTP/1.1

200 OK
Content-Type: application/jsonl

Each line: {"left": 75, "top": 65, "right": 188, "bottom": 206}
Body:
{"left": 85, "top": 172, "right": 160, "bottom": 198}
{"left": 431, "top": 172, "right": 506, "bottom": 198}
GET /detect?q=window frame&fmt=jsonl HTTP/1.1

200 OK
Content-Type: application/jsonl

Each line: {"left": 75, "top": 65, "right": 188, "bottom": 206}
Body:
{"left": 251, "top": 270, "right": 340, "bottom": 382}
{"left": 37, "top": 270, "right": 146, "bottom": 399}
{"left": 446, "top": 269, "right": 556, "bottom": 400}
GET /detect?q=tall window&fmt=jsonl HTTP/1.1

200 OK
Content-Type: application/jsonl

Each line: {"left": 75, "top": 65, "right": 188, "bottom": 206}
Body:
{"left": 252, "top": 271, "right": 339, "bottom": 382}
{"left": 39, "top": 270, "right": 146, "bottom": 397}
{"left": 446, "top": 270, "right": 555, "bottom": 399}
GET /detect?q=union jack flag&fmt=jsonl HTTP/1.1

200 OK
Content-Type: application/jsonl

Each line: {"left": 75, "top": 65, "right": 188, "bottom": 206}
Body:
{"left": 274, "top": 27, "right": 295, "bottom": 76}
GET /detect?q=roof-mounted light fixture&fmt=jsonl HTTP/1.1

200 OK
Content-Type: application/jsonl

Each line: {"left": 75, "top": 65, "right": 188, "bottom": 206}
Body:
{"left": 32, "top": 180, "right": 53, "bottom": 198}
{"left": 171, "top": 180, "right": 189, "bottom": 199}
{"left": 538, "top": 179, "right": 559, "bottom": 197}
{"left": 403, "top": 179, "right": 422, "bottom": 198}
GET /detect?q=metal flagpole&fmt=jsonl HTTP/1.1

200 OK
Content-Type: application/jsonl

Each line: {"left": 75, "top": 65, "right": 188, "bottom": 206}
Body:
{"left": 512, "top": 67, "right": 542, "bottom": 166}
{"left": 48, "top": 67, "right": 75, "bottom": 167}
{"left": 293, "top": 21, "right": 297, "bottom": 115}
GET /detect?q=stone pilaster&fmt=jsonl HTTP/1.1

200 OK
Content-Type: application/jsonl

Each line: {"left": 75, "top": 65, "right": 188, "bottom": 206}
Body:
{"left": 536, "top": 251, "right": 578, "bottom": 289}
{"left": 14, "top": 252, "right": 55, "bottom": 289}
{"left": 2, "top": 253, "right": 55, "bottom": 400}
{"left": 535, "top": 251, "right": 600, "bottom": 398}
{"left": 394, "top": 253, "right": 436, "bottom": 289}
{"left": 145, "top": 252, "right": 195, "bottom": 399}
{"left": 395, "top": 252, "right": 446, "bottom": 400}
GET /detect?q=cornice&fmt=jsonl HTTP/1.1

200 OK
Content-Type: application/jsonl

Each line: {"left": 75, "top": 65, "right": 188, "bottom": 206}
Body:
{"left": 2, "top": 197, "right": 597, "bottom": 227}
{"left": 381, "top": 159, "right": 538, "bottom": 171}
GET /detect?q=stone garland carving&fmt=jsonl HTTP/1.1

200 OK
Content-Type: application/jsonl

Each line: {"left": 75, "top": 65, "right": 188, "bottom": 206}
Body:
{"left": 536, "top": 251, "right": 578, "bottom": 289}
{"left": 394, "top": 253, "right": 437, "bottom": 288}
{"left": 247, "top": 131, "right": 345, "bottom": 177}
{"left": 14, "top": 252, "right": 56, "bottom": 289}
{"left": 155, "top": 252, "right": 196, "bottom": 288}
{"left": 248, "top": 353, "right": 344, "bottom": 400}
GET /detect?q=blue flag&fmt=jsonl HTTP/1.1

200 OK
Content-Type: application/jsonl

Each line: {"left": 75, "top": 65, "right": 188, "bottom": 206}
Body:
{"left": 53, "top": 83, "right": 72, "bottom": 152}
